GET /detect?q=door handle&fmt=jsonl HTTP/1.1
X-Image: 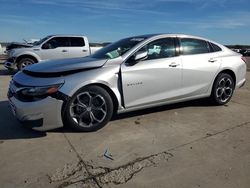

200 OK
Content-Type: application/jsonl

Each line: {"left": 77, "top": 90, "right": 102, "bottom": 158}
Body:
{"left": 62, "top": 49, "right": 68, "bottom": 52}
{"left": 169, "top": 62, "right": 180, "bottom": 67}
{"left": 82, "top": 49, "right": 87, "bottom": 52}
{"left": 208, "top": 58, "right": 217, "bottom": 63}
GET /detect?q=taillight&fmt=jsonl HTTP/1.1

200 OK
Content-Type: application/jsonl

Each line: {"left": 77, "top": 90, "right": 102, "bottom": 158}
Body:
{"left": 241, "top": 56, "right": 247, "bottom": 63}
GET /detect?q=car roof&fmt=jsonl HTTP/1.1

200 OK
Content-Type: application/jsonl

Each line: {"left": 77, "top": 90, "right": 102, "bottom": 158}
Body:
{"left": 144, "top": 33, "right": 224, "bottom": 47}
{"left": 129, "top": 33, "right": 216, "bottom": 42}
{"left": 47, "top": 34, "right": 87, "bottom": 38}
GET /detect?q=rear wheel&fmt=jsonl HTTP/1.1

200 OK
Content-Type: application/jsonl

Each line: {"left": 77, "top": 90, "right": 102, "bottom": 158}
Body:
{"left": 63, "top": 86, "right": 113, "bottom": 132}
{"left": 17, "top": 58, "right": 35, "bottom": 70}
{"left": 210, "top": 73, "right": 235, "bottom": 105}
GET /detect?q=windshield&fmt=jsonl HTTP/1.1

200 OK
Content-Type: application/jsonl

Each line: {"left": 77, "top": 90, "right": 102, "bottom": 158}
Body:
{"left": 33, "top": 36, "right": 52, "bottom": 46}
{"left": 92, "top": 37, "right": 148, "bottom": 59}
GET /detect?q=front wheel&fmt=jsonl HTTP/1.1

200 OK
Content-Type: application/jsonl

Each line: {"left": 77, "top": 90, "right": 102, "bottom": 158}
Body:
{"left": 210, "top": 73, "right": 235, "bottom": 105}
{"left": 17, "top": 58, "right": 35, "bottom": 70}
{"left": 63, "top": 86, "right": 113, "bottom": 132}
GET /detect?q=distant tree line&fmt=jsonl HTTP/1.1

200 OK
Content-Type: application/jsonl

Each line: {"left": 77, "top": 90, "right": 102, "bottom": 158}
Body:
{"left": 226, "top": 45, "right": 250, "bottom": 49}
{"left": 90, "top": 42, "right": 111, "bottom": 47}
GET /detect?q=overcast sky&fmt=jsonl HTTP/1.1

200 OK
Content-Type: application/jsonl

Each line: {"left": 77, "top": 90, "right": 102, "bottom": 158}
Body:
{"left": 0, "top": 0, "right": 250, "bottom": 44}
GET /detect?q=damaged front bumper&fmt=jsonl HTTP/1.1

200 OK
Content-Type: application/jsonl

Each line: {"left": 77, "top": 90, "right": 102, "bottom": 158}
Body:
{"left": 8, "top": 96, "right": 64, "bottom": 131}
{"left": 4, "top": 57, "right": 16, "bottom": 70}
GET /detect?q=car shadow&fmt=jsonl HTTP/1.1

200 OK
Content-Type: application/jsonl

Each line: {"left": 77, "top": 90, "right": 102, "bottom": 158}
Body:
{"left": 53, "top": 98, "right": 215, "bottom": 133}
{"left": 0, "top": 101, "right": 46, "bottom": 140}
{"left": 0, "top": 98, "right": 216, "bottom": 137}
{"left": 111, "top": 98, "right": 214, "bottom": 120}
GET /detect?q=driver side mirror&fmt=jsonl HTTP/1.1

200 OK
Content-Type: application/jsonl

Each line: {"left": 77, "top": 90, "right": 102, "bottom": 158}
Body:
{"left": 134, "top": 50, "right": 148, "bottom": 61}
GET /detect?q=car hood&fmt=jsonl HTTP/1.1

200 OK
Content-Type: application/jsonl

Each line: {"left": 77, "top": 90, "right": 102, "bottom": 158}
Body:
{"left": 10, "top": 47, "right": 33, "bottom": 56}
{"left": 23, "top": 57, "right": 108, "bottom": 77}
{"left": 8, "top": 42, "right": 33, "bottom": 48}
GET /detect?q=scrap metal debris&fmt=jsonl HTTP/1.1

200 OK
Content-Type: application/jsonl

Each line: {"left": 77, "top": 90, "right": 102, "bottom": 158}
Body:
{"left": 103, "top": 149, "right": 114, "bottom": 161}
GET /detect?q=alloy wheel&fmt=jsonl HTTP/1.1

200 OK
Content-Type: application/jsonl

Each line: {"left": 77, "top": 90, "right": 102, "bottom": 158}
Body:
{"left": 215, "top": 77, "right": 233, "bottom": 103}
{"left": 69, "top": 91, "right": 107, "bottom": 127}
{"left": 21, "top": 60, "right": 34, "bottom": 69}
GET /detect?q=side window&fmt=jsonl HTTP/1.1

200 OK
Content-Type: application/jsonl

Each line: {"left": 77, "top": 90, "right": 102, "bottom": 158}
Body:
{"left": 180, "top": 38, "right": 210, "bottom": 55}
{"left": 70, "top": 37, "right": 85, "bottom": 47}
{"left": 140, "top": 38, "right": 176, "bottom": 60}
{"left": 42, "top": 37, "right": 70, "bottom": 49}
{"left": 210, "top": 42, "right": 222, "bottom": 52}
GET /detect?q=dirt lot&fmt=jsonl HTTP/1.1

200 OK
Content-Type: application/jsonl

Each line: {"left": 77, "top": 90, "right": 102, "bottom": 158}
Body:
{"left": 0, "top": 63, "right": 250, "bottom": 188}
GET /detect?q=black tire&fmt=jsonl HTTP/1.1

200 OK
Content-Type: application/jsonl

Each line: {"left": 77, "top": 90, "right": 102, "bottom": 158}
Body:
{"left": 210, "top": 73, "right": 235, "bottom": 105}
{"left": 17, "top": 58, "right": 35, "bottom": 70}
{"left": 63, "top": 86, "right": 113, "bottom": 132}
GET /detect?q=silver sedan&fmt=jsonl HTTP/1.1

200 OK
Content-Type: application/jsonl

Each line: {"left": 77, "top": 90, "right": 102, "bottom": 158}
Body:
{"left": 8, "top": 34, "right": 247, "bottom": 131}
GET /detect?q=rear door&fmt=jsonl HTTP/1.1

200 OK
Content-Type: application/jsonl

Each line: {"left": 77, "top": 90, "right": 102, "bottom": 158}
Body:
{"left": 180, "top": 38, "right": 221, "bottom": 97}
{"left": 121, "top": 37, "right": 182, "bottom": 108}
{"left": 41, "top": 37, "right": 71, "bottom": 60}
{"left": 67, "top": 37, "right": 90, "bottom": 58}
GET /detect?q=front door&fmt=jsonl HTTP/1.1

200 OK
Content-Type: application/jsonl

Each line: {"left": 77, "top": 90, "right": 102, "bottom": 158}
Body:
{"left": 121, "top": 37, "right": 182, "bottom": 108}
{"left": 41, "top": 37, "right": 71, "bottom": 60}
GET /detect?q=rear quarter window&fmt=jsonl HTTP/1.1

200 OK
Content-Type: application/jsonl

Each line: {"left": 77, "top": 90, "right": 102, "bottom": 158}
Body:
{"left": 180, "top": 38, "right": 210, "bottom": 55}
{"left": 209, "top": 42, "right": 222, "bottom": 52}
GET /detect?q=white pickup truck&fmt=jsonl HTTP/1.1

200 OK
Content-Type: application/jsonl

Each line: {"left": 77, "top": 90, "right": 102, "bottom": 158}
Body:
{"left": 4, "top": 35, "right": 102, "bottom": 70}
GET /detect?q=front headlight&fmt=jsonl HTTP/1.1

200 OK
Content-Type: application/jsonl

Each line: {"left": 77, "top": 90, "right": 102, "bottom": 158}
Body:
{"left": 20, "top": 84, "right": 63, "bottom": 97}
